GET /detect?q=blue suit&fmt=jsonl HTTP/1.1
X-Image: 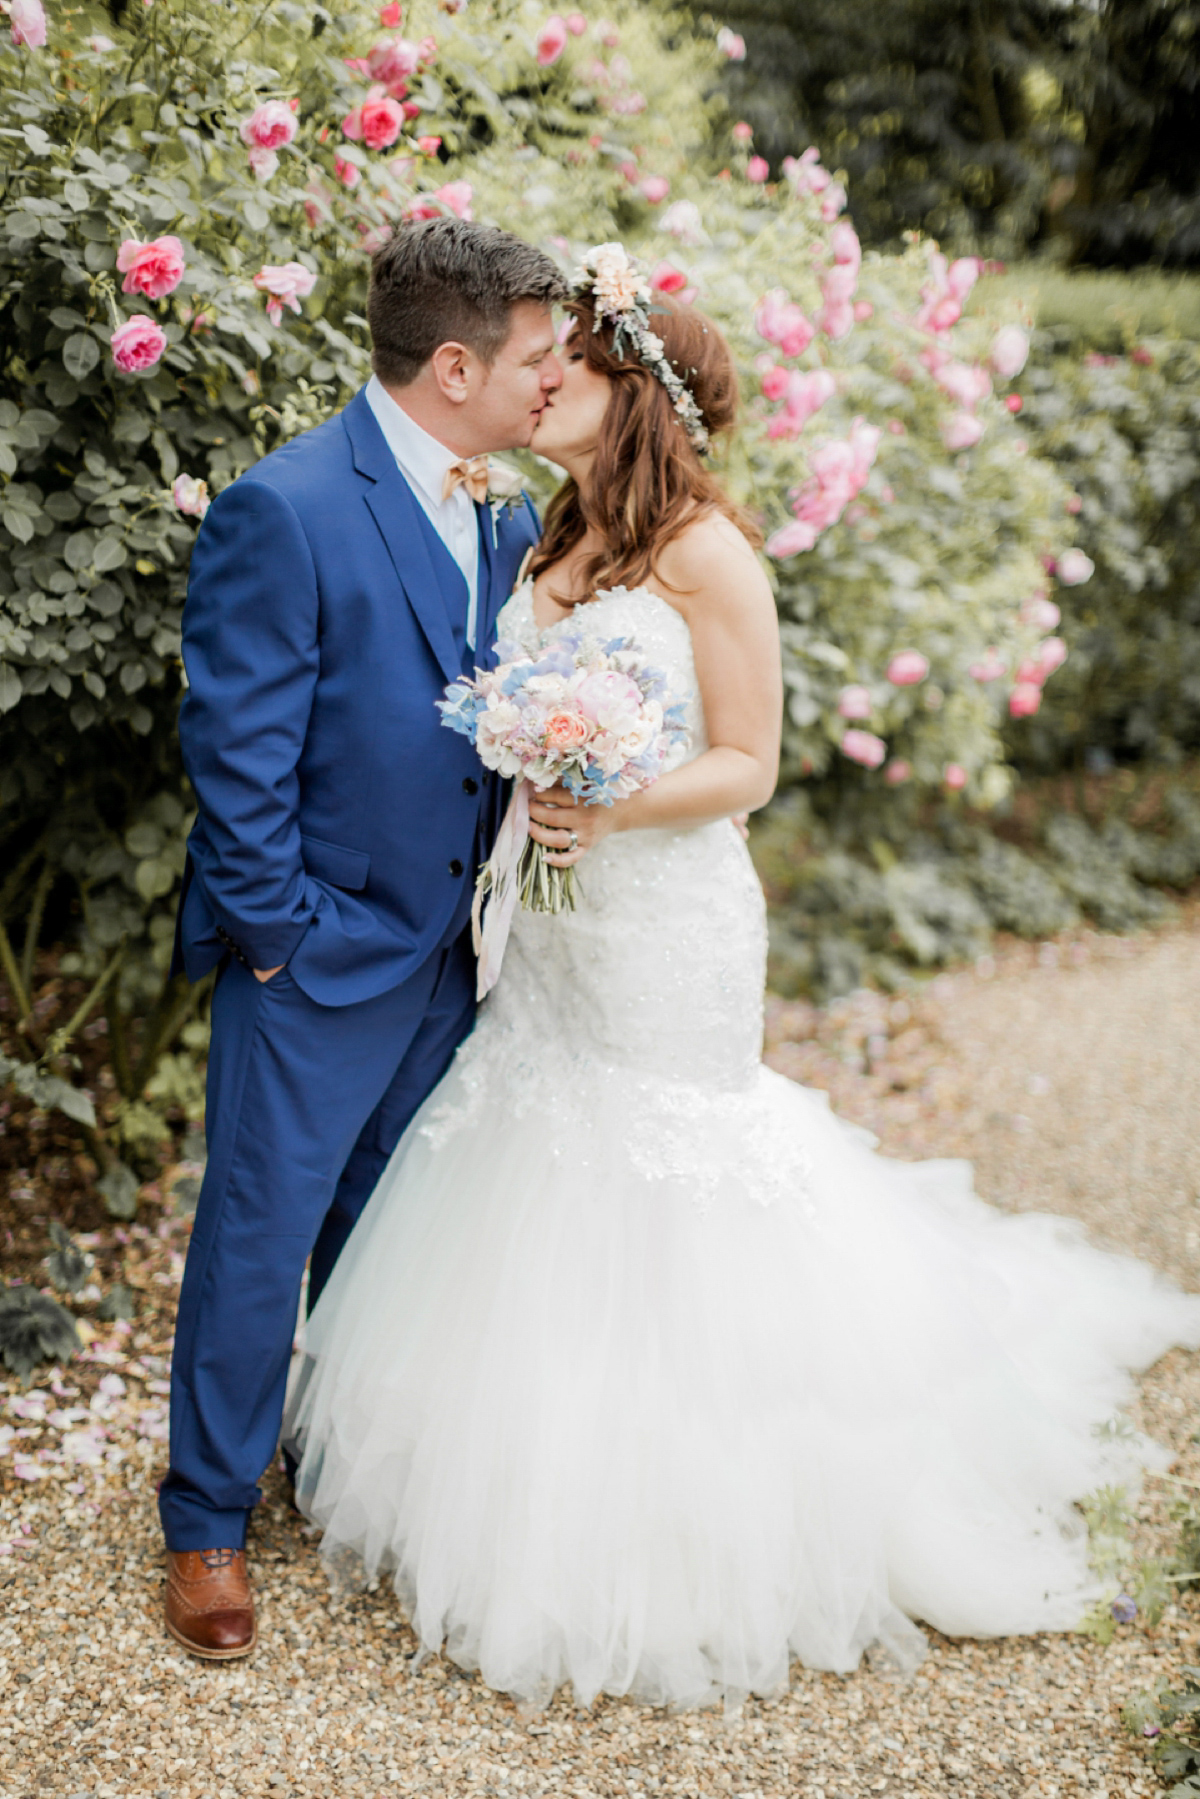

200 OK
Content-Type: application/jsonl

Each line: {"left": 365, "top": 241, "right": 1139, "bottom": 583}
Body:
{"left": 160, "top": 388, "right": 538, "bottom": 1551}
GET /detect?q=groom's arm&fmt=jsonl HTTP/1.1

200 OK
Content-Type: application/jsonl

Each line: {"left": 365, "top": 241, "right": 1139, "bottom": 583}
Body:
{"left": 179, "top": 477, "right": 319, "bottom": 975}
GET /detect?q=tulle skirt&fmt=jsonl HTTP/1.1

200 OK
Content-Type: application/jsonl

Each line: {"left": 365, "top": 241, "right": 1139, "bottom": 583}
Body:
{"left": 284, "top": 1048, "right": 1200, "bottom": 1709}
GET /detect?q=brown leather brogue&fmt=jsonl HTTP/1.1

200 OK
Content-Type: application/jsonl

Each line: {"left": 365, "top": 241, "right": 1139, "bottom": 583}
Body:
{"left": 165, "top": 1548, "right": 257, "bottom": 1660}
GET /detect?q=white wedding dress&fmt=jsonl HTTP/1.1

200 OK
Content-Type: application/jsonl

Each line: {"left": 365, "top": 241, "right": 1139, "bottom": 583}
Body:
{"left": 285, "top": 579, "right": 1200, "bottom": 1709}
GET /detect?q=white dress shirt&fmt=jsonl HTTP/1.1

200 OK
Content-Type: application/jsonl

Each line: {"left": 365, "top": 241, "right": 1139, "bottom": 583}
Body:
{"left": 365, "top": 373, "right": 481, "bottom": 651}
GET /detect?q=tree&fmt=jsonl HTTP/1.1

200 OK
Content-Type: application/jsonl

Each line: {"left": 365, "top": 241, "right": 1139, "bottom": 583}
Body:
{"left": 709, "top": 0, "right": 1200, "bottom": 266}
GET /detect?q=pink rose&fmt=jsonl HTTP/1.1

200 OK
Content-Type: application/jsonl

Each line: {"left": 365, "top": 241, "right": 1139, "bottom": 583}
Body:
{"left": 418, "top": 34, "right": 438, "bottom": 61}
{"left": 968, "top": 648, "right": 1006, "bottom": 683}
{"left": 822, "top": 262, "right": 857, "bottom": 306}
{"left": 380, "top": 1, "right": 402, "bottom": 23}
{"left": 754, "top": 289, "right": 814, "bottom": 359}
{"left": 989, "top": 325, "right": 1029, "bottom": 381}
{"left": 173, "top": 474, "right": 210, "bottom": 520}
{"left": 760, "top": 365, "right": 789, "bottom": 403}
{"left": 436, "top": 180, "right": 474, "bottom": 219}
{"left": 566, "top": 10, "right": 587, "bottom": 32}
{"left": 1019, "top": 638, "right": 1067, "bottom": 686}
{"left": 543, "top": 709, "right": 591, "bottom": 751}
{"left": 915, "top": 252, "right": 980, "bottom": 333}
{"left": 818, "top": 299, "right": 854, "bottom": 341}
{"left": 765, "top": 519, "right": 818, "bottom": 560}
{"left": 344, "top": 93, "right": 405, "bottom": 149}
{"left": 766, "top": 368, "right": 835, "bottom": 439}
{"left": 417, "top": 134, "right": 442, "bottom": 155}
{"left": 1056, "top": 548, "right": 1094, "bottom": 586}
{"left": 943, "top": 763, "right": 968, "bottom": 791}
{"left": 853, "top": 300, "right": 874, "bottom": 322}
{"left": 886, "top": 650, "right": 929, "bottom": 686}
{"left": 334, "top": 155, "right": 362, "bottom": 190}
{"left": 841, "top": 729, "right": 887, "bottom": 770}
{"left": 111, "top": 315, "right": 168, "bottom": 374}
{"left": 611, "top": 92, "right": 647, "bottom": 115}
{"left": 659, "top": 200, "right": 703, "bottom": 244}
{"left": 746, "top": 156, "right": 770, "bottom": 183}
{"left": 246, "top": 145, "right": 280, "bottom": 182}
{"left": 116, "top": 235, "right": 185, "bottom": 301}
{"left": 10, "top": 0, "right": 47, "bottom": 49}
{"left": 942, "top": 411, "right": 985, "bottom": 452}
{"left": 405, "top": 197, "right": 441, "bottom": 220}
{"left": 536, "top": 14, "right": 569, "bottom": 62}
{"left": 1021, "top": 595, "right": 1061, "bottom": 632}
{"left": 884, "top": 759, "right": 911, "bottom": 786}
{"left": 837, "top": 685, "right": 872, "bottom": 720}
{"left": 819, "top": 182, "right": 847, "bottom": 221}
{"left": 829, "top": 220, "right": 861, "bottom": 271}
{"left": 367, "top": 38, "right": 421, "bottom": 84}
{"left": 716, "top": 26, "right": 746, "bottom": 59}
{"left": 732, "top": 121, "right": 753, "bottom": 143}
{"left": 253, "top": 261, "right": 317, "bottom": 327}
{"left": 782, "top": 146, "right": 829, "bottom": 197}
{"left": 639, "top": 175, "right": 670, "bottom": 205}
{"left": 650, "top": 261, "right": 687, "bottom": 295}
{"left": 1008, "top": 683, "right": 1042, "bottom": 718}
{"left": 240, "top": 100, "right": 298, "bottom": 153}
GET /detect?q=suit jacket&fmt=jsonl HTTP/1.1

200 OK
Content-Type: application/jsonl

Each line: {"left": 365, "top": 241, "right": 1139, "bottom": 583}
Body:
{"left": 172, "top": 386, "right": 539, "bottom": 1008}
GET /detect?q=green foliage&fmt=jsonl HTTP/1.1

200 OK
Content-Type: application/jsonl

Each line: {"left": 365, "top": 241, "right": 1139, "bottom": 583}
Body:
{"left": 1127, "top": 1667, "right": 1200, "bottom": 1795}
{"left": 710, "top": 0, "right": 1200, "bottom": 267}
{"left": 0, "top": 1284, "right": 79, "bottom": 1382}
{"left": 754, "top": 777, "right": 1200, "bottom": 1001}
{"left": 979, "top": 265, "right": 1200, "bottom": 347}
{"left": 1010, "top": 331, "right": 1200, "bottom": 773}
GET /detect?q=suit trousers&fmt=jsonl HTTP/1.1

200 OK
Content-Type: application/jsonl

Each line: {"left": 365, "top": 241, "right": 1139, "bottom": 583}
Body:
{"left": 158, "top": 929, "right": 476, "bottom": 1551}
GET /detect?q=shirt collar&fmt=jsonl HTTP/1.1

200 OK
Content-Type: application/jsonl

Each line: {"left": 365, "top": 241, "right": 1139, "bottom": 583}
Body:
{"left": 365, "top": 373, "right": 474, "bottom": 512}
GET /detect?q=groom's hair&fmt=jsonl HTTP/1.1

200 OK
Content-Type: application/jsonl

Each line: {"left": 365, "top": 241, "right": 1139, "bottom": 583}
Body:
{"left": 368, "top": 219, "right": 567, "bottom": 386}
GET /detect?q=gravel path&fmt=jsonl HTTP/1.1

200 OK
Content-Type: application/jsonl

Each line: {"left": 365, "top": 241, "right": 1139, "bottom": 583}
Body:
{"left": 3, "top": 913, "right": 1199, "bottom": 1799}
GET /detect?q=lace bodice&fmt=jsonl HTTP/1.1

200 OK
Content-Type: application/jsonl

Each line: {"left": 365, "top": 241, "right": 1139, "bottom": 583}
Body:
{"left": 420, "top": 580, "right": 795, "bottom": 1210}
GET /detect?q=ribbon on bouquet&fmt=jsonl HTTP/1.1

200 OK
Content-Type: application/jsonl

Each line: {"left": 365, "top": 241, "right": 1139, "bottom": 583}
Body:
{"left": 471, "top": 779, "right": 531, "bottom": 1000}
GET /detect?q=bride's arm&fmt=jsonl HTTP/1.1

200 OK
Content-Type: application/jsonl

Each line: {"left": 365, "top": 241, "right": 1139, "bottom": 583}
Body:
{"left": 529, "top": 515, "right": 782, "bottom": 864}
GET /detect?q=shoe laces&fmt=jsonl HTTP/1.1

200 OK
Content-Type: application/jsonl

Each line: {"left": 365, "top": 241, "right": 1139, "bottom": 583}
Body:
{"left": 199, "top": 1547, "right": 239, "bottom": 1570}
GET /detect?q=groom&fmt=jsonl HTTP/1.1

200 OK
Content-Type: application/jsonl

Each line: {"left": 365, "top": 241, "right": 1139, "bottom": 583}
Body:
{"left": 160, "top": 219, "right": 567, "bottom": 1658}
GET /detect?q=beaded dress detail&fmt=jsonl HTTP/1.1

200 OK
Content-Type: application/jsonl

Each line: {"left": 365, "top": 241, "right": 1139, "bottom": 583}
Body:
{"left": 287, "top": 580, "right": 1200, "bottom": 1710}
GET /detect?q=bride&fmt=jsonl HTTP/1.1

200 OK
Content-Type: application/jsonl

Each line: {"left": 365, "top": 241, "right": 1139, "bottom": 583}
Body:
{"left": 285, "top": 248, "right": 1200, "bottom": 1709}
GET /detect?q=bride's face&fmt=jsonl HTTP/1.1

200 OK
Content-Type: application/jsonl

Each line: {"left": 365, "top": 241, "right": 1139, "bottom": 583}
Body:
{"left": 530, "top": 325, "right": 611, "bottom": 470}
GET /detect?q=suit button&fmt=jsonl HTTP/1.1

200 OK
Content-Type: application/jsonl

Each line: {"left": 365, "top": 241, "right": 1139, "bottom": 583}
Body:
{"left": 448, "top": 859, "right": 464, "bottom": 877}
{"left": 462, "top": 776, "right": 479, "bottom": 795}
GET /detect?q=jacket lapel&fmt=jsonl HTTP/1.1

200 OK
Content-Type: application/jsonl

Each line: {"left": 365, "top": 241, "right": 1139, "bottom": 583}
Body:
{"left": 342, "top": 388, "right": 462, "bottom": 687}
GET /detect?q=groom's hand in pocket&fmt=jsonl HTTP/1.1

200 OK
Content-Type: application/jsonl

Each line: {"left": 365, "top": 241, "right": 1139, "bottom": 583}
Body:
{"left": 528, "top": 784, "right": 622, "bottom": 866}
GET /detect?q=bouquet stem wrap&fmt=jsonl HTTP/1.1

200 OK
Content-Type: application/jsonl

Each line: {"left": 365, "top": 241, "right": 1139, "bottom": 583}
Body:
{"left": 471, "top": 781, "right": 581, "bottom": 999}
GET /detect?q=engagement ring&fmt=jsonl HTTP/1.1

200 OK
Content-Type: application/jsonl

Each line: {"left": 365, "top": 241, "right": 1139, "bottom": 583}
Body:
{"left": 569, "top": 832, "right": 579, "bottom": 851}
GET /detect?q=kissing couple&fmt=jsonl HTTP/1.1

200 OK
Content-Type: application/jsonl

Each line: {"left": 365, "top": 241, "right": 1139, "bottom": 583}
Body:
{"left": 161, "top": 216, "right": 1200, "bottom": 1709}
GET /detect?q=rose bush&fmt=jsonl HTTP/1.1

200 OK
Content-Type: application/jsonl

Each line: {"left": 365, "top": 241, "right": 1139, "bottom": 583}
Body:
{"left": 0, "top": 0, "right": 1137, "bottom": 1168}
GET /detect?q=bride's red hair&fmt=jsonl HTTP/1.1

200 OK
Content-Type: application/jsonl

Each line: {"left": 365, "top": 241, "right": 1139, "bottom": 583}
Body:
{"left": 528, "top": 293, "right": 760, "bottom": 602}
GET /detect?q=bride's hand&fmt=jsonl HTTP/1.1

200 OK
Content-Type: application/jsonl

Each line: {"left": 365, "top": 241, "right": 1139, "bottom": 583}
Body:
{"left": 527, "top": 784, "right": 625, "bottom": 866}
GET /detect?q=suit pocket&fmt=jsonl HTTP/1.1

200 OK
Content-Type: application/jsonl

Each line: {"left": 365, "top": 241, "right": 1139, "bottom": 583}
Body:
{"left": 300, "top": 832, "right": 371, "bottom": 892}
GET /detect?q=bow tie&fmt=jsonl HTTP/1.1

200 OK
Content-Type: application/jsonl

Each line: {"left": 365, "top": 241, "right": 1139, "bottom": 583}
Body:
{"left": 441, "top": 456, "right": 489, "bottom": 504}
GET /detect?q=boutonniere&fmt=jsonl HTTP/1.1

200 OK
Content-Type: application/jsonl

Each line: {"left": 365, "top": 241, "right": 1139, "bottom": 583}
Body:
{"left": 485, "top": 460, "right": 528, "bottom": 546}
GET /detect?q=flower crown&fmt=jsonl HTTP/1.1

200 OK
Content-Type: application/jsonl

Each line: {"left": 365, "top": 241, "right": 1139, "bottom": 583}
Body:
{"left": 570, "top": 242, "right": 710, "bottom": 455}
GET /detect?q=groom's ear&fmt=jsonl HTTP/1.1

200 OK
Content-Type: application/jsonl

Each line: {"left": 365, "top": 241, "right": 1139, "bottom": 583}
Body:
{"left": 429, "top": 339, "right": 476, "bottom": 408}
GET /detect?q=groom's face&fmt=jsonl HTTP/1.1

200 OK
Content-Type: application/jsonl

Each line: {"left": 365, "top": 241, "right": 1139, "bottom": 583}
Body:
{"left": 468, "top": 302, "right": 563, "bottom": 452}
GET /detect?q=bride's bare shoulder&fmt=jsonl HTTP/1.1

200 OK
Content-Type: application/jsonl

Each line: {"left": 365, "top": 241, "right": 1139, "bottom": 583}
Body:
{"left": 654, "top": 510, "right": 770, "bottom": 615}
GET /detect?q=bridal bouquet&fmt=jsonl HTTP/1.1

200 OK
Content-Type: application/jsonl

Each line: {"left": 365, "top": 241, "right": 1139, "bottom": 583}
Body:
{"left": 439, "top": 628, "right": 688, "bottom": 995}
